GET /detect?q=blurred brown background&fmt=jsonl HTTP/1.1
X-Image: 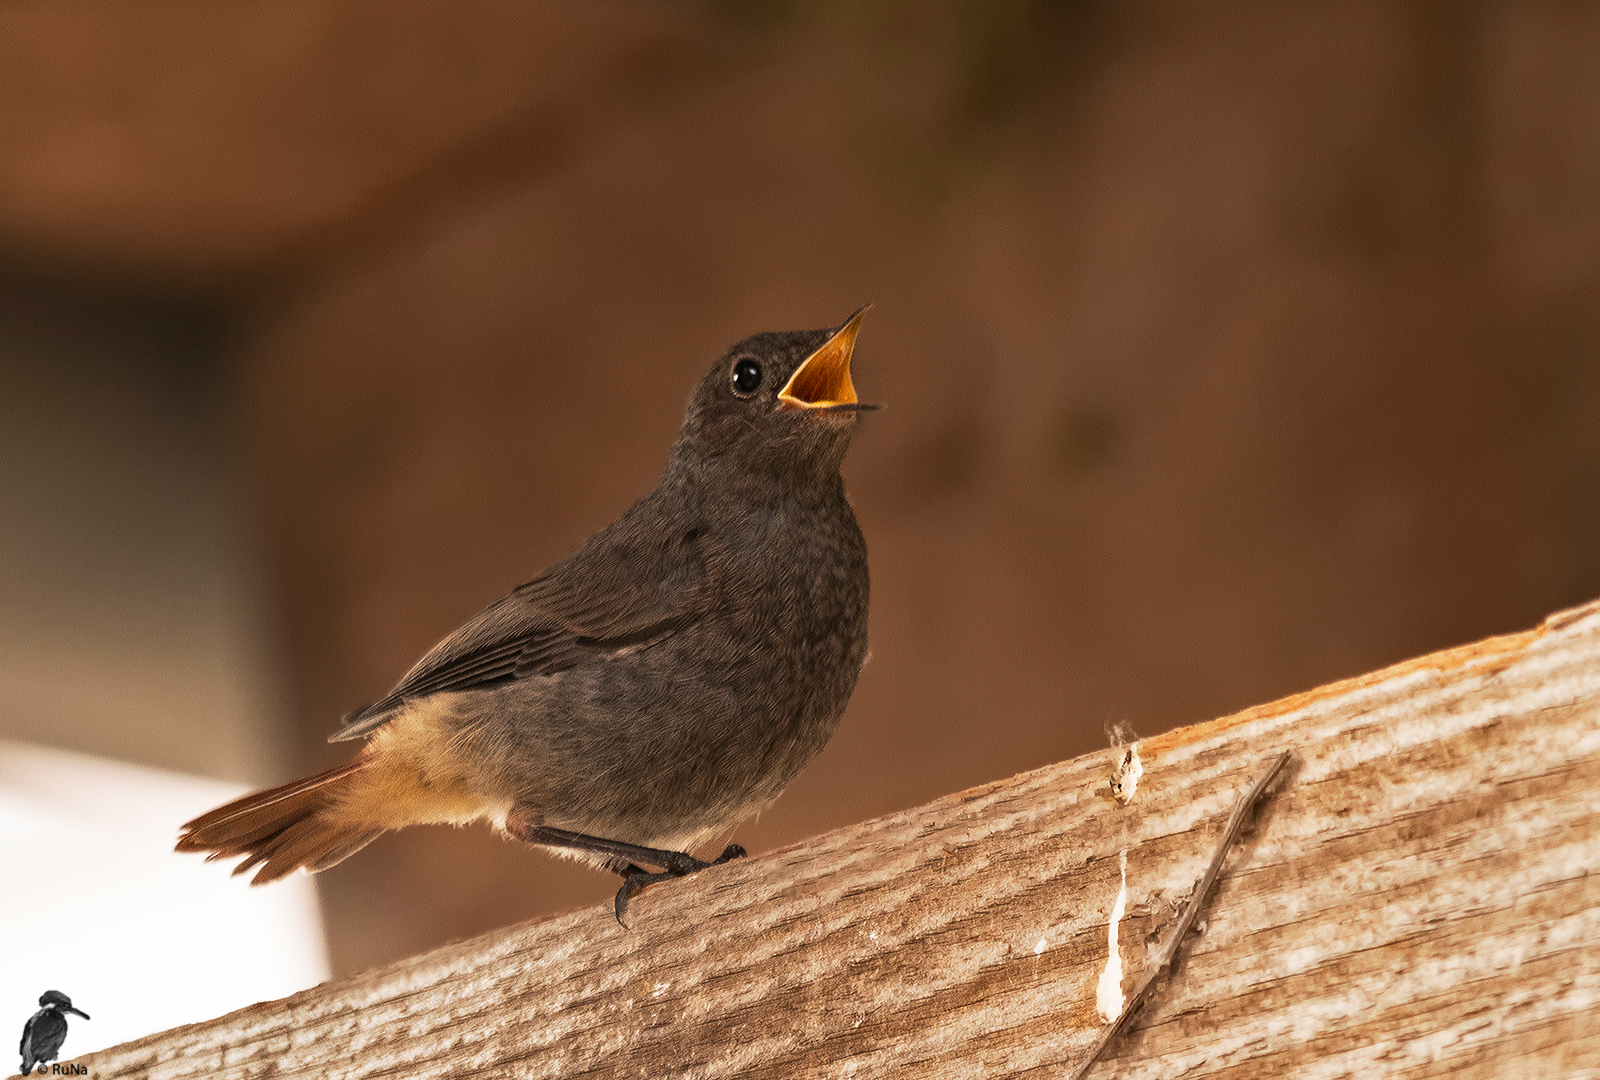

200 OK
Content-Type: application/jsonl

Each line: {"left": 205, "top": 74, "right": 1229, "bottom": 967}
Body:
{"left": 2, "top": 0, "right": 1598, "bottom": 978}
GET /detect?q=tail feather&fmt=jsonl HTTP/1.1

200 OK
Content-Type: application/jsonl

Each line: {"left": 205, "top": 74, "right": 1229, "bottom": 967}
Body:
{"left": 177, "top": 760, "right": 380, "bottom": 884}
{"left": 307, "top": 829, "right": 385, "bottom": 872}
{"left": 247, "top": 815, "right": 362, "bottom": 883}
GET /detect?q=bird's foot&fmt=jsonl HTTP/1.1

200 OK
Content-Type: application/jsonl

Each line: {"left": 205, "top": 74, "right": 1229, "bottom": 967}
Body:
{"left": 508, "top": 819, "right": 749, "bottom": 927}
{"left": 613, "top": 844, "right": 746, "bottom": 927}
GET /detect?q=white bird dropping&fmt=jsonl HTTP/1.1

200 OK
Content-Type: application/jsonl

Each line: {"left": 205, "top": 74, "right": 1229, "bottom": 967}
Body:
{"left": 1095, "top": 849, "right": 1129, "bottom": 1023}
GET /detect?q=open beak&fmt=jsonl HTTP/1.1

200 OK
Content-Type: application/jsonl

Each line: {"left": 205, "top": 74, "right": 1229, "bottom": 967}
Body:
{"left": 778, "top": 305, "right": 878, "bottom": 411}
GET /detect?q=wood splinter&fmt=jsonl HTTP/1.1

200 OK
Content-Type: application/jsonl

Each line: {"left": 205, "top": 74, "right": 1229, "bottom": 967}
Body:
{"left": 1070, "top": 749, "right": 1296, "bottom": 1080}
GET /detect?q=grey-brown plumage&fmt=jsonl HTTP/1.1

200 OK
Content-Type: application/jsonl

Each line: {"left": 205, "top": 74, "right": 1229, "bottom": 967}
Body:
{"left": 179, "top": 309, "right": 875, "bottom": 920}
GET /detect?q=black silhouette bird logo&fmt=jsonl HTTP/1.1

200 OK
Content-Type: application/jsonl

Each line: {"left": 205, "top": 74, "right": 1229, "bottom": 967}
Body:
{"left": 178, "top": 309, "right": 877, "bottom": 923}
{"left": 18, "top": 991, "right": 88, "bottom": 1076}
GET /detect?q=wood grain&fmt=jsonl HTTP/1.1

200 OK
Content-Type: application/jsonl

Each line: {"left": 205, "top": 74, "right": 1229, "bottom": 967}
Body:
{"left": 43, "top": 599, "right": 1600, "bottom": 1079}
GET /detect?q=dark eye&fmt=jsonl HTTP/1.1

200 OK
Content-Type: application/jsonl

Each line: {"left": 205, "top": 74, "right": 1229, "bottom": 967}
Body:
{"left": 731, "top": 358, "right": 762, "bottom": 396}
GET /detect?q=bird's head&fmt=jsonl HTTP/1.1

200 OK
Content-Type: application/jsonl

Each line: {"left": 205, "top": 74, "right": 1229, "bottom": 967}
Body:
{"left": 672, "top": 306, "right": 877, "bottom": 483}
{"left": 38, "top": 991, "right": 88, "bottom": 1019}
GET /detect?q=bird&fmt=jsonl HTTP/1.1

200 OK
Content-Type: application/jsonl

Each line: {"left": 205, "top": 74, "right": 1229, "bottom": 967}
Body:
{"left": 177, "top": 308, "right": 876, "bottom": 923}
{"left": 18, "top": 991, "right": 88, "bottom": 1076}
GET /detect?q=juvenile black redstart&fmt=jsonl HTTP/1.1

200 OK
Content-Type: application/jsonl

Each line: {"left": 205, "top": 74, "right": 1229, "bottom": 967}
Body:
{"left": 178, "top": 309, "right": 875, "bottom": 922}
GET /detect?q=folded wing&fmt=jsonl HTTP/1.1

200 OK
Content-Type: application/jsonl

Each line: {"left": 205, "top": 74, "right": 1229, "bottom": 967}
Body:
{"left": 333, "top": 503, "right": 712, "bottom": 741}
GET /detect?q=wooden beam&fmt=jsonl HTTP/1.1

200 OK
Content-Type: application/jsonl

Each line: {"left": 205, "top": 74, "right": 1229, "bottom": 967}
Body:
{"left": 50, "top": 600, "right": 1600, "bottom": 1079}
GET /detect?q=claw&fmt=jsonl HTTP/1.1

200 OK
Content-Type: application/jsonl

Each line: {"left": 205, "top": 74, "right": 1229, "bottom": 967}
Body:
{"left": 611, "top": 846, "right": 747, "bottom": 927}
{"left": 613, "top": 869, "right": 673, "bottom": 928}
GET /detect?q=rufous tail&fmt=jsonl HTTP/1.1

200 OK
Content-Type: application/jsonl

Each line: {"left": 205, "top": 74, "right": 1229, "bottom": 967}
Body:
{"left": 176, "top": 759, "right": 383, "bottom": 884}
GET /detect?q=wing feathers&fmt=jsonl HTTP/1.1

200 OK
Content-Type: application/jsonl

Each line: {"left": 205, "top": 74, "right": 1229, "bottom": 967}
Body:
{"left": 333, "top": 500, "right": 712, "bottom": 739}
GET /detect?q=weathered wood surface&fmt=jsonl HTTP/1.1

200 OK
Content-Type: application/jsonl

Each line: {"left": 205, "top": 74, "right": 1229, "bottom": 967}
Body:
{"left": 49, "top": 600, "right": 1600, "bottom": 1079}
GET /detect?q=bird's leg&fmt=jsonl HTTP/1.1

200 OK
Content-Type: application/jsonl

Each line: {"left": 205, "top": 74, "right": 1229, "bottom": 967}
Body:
{"left": 508, "top": 818, "right": 746, "bottom": 926}
{"left": 525, "top": 824, "right": 716, "bottom": 874}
